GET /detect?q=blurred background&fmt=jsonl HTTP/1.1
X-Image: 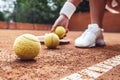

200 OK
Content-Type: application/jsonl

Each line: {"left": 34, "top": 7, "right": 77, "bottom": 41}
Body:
{"left": 0, "top": 0, "right": 89, "bottom": 24}
{"left": 0, "top": 0, "right": 119, "bottom": 32}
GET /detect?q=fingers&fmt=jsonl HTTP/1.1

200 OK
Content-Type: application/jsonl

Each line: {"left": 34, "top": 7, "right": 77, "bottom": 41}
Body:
{"left": 51, "top": 17, "right": 61, "bottom": 32}
{"left": 51, "top": 15, "right": 69, "bottom": 38}
{"left": 51, "top": 26, "right": 55, "bottom": 32}
{"left": 65, "top": 19, "right": 69, "bottom": 33}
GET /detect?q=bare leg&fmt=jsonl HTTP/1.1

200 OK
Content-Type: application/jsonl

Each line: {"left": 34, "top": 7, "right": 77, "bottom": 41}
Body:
{"left": 90, "top": 0, "right": 106, "bottom": 28}
{"left": 75, "top": 0, "right": 106, "bottom": 47}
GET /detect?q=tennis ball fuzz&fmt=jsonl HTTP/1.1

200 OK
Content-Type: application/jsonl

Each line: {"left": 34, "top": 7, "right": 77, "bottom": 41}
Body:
{"left": 44, "top": 33, "right": 59, "bottom": 49}
{"left": 13, "top": 34, "right": 41, "bottom": 60}
{"left": 55, "top": 26, "right": 66, "bottom": 39}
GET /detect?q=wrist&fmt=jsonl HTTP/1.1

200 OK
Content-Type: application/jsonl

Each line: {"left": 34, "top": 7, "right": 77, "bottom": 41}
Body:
{"left": 60, "top": 1, "right": 76, "bottom": 19}
{"left": 60, "top": 14, "right": 69, "bottom": 19}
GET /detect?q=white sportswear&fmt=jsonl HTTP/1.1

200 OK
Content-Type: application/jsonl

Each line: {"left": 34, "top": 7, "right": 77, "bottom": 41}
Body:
{"left": 75, "top": 24, "right": 105, "bottom": 47}
{"left": 60, "top": 1, "right": 76, "bottom": 19}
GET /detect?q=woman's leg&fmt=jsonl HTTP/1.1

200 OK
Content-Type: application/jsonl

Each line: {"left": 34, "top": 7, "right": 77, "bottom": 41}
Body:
{"left": 89, "top": 0, "right": 106, "bottom": 28}
{"left": 75, "top": 0, "right": 106, "bottom": 47}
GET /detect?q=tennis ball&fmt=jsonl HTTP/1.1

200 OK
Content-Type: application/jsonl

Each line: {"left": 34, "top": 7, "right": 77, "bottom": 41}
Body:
{"left": 55, "top": 26, "right": 66, "bottom": 39}
{"left": 13, "top": 34, "right": 41, "bottom": 60}
{"left": 44, "top": 33, "right": 59, "bottom": 49}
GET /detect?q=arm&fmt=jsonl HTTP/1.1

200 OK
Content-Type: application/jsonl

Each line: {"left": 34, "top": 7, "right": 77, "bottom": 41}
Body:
{"left": 60, "top": 0, "right": 81, "bottom": 19}
{"left": 69, "top": 0, "right": 81, "bottom": 7}
{"left": 51, "top": 0, "right": 81, "bottom": 33}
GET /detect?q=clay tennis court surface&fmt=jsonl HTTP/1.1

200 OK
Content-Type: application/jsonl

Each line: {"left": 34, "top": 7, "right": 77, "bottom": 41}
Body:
{"left": 0, "top": 30, "right": 120, "bottom": 80}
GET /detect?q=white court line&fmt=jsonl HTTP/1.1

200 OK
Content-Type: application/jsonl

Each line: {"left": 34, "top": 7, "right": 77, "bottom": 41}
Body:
{"left": 60, "top": 55, "right": 120, "bottom": 80}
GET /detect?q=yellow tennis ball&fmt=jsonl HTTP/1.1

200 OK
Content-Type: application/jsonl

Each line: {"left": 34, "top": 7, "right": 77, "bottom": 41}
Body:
{"left": 55, "top": 26, "right": 66, "bottom": 39}
{"left": 13, "top": 34, "right": 41, "bottom": 60}
{"left": 44, "top": 33, "right": 59, "bottom": 49}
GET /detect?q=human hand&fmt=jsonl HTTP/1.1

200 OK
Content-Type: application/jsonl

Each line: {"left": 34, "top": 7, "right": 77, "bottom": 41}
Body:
{"left": 51, "top": 14, "right": 69, "bottom": 37}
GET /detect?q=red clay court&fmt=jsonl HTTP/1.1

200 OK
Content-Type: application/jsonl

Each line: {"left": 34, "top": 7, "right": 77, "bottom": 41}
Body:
{"left": 0, "top": 29, "right": 120, "bottom": 80}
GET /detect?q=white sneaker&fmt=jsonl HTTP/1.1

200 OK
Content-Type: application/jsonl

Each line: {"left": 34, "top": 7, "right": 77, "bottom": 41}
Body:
{"left": 74, "top": 24, "right": 105, "bottom": 47}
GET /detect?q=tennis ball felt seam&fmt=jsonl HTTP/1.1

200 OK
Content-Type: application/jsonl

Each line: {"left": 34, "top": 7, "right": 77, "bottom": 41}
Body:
{"left": 44, "top": 33, "right": 59, "bottom": 49}
{"left": 51, "top": 35, "right": 55, "bottom": 48}
{"left": 52, "top": 34, "right": 59, "bottom": 48}
{"left": 23, "top": 36, "right": 39, "bottom": 43}
{"left": 55, "top": 26, "right": 66, "bottom": 39}
{"left": 48, "top": 34, "right": 56, "bottom": 48}
{"left": 13, "top": 34, "right": 41, "bottom": 60}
